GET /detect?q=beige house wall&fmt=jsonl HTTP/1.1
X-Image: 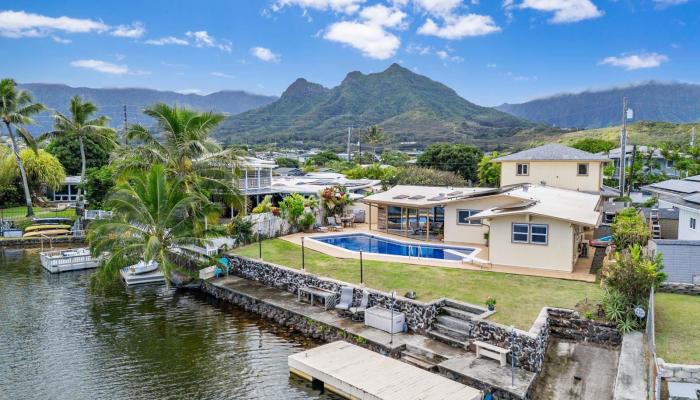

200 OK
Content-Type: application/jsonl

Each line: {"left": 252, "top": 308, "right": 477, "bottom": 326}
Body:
{"left": 443, "top": 196, "right": 518, "bottom": 245}
{"left": 500, "top": 161, "right": 604, "bottom": 192}
{"left": 487, "top": 214, "right": 577, "bottom": 272}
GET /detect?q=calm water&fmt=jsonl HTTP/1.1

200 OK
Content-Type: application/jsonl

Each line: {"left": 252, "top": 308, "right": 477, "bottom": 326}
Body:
{"left": 0, "top": 248, "right": 339, "bottom": 400}
{"left": 314, "top": 233, "right": 476, "bottom": 259}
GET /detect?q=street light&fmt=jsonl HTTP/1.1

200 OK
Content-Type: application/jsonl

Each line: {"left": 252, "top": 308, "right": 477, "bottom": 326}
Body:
{"left": 390, "top": 290, "right": 396, "bottom": 348}
{"left": 302, "top": 236, "right": 305, "bottom": 271}
{"left": 359, "top": 250, "right": 363, "bottom": 284}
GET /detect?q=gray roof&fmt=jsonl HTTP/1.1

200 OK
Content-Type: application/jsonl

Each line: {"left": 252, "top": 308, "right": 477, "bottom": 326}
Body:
{"left": 492, "top": 143, "right": 610, "bottom": 162}
{"left": 648, "top": 179, "right": 700, "bottom": 194}
{"left": 641, "top": 208, "right": 679, "bottom": 220}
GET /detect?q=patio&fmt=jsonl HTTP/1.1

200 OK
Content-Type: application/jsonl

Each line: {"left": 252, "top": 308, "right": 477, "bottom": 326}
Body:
{"left": 281, "top": 223, "right": 595, "bottom": 282}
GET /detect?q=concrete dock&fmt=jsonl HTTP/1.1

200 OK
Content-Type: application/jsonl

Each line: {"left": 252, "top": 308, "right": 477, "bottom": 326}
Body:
{"left": 289, "top": 341, "right": 482, "bottom": 400}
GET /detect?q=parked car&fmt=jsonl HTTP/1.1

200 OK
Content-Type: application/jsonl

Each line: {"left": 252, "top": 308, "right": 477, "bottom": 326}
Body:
{"left": 589, "top": 235, "right": 612, "bottom": 248}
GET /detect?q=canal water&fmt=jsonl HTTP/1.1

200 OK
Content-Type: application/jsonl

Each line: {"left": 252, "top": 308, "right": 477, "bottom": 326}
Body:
{"left": 0, "top": 248, "right": 339, "bottom": 400}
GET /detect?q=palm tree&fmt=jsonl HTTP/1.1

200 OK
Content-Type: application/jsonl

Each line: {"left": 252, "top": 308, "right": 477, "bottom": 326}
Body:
{"left": 40, "top": 96, "right": 116, "bottom": 203}
{"left": 118, "top": 103, "right": 243, "bottom": 211}
{"left": 363, "top": 125, "right": 386, "bottom": 161}
{"left": 0, "top": 79, "right": 46, "bottom": 216}
{"left": 88, "top": 164, "right": 222, "bottom": 286}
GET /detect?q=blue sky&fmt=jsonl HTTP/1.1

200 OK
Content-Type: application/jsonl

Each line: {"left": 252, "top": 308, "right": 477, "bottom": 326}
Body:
{"left": 1, "top": 0, "right": 698, "bottom": 106}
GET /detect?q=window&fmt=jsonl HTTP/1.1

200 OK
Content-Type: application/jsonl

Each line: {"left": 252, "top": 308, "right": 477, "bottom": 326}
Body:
{"left": 530, "top": 224, "right": 548, "bottom": 244}
{"left": 457, "top": 209, "right": 482, "bottom": 225}
{"left": 691, "top": 217, "right": 697, "bottom": 230}
{"left": 516, "top": 163, "right": 529, "bottom": 176}
{"left": 512, "top": 223, "right": 529, "bottom": 243}
{"left": 511, "top": 223, "right": 549, "bottom": 245}
{"left": 577, "top": 163, "right": 589, "bottom": 176}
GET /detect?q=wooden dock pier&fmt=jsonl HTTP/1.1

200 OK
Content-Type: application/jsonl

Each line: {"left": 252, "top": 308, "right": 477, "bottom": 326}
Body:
{"left": 289, "top": 341, "right": 482, "bottom": 400}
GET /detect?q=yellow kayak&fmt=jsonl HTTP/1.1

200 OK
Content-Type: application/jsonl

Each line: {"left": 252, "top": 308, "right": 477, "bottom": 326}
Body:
{"left": 24, "top": 224, "right": 72, "bottom": 232}
{"left": 23, "top": 229, "right": 71, "bottom": 238}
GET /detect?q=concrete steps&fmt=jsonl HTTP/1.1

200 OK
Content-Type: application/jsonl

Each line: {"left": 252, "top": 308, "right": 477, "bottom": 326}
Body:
{"left": 401, "top": 353, "right": 437, "bottom": 371}
{"left": 427, "top": 327, "right": 470, "bottom": 349}
{"left": 436, "top": 315, "right": 473, "bottom": 332}
{"left": 427, "top": 300, "right": 485, "bottom": 349}
{"left": 441, "top": 306, "right": 479, "bottom": 320}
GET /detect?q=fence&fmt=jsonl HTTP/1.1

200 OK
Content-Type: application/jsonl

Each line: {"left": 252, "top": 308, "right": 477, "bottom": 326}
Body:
{"left": 646, "top": 287, "right": 661, "bottom": 400}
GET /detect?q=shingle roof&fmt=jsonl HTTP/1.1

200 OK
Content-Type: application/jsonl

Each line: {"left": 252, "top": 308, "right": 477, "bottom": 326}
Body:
{"left": 492, "top": 143, "right": 610, "bottom": 162}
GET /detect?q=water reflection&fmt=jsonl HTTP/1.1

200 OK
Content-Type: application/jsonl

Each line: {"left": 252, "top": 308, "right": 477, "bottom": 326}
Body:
{"left": 0, "top": 248, "right": 340, "bottom": 400}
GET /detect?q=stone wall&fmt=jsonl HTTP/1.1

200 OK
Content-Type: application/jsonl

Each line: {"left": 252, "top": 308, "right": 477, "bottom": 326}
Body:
{"left": 659, "top": 282, "right": 700, "bottom": 296}
{"left": 657, "top": 358, "right": 700, "bottom": 384}
{"left": 0, "top": 236, "right": 86, "bottom": 248}
{"left": 547, "top": 308, "right": 622, "bottom": 347}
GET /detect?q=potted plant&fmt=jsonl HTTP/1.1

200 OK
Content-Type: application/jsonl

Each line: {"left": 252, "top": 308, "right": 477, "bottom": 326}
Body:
{"left": 300, "top": 211, "right": 316, "bottom": 233}
{"left": 485, "top": 296, "right": 497, "bottom": 311}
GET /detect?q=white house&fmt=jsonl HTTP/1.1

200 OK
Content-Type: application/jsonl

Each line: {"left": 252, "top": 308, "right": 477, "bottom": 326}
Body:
{"left": 644, "top": 176, "right": 700, "bottom": 241}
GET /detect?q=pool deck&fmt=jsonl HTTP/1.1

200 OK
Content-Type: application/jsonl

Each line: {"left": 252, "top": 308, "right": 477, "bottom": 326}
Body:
{"left": 281, "top": 224, "right": 596, "bottom": 282}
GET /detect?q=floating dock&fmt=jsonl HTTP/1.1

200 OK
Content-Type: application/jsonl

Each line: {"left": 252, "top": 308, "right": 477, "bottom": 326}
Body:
{"left": 39, "top": 248, "right": 98, "bottom": 273}
{"left": 120, "top": 268, "right": 165, "bottom": 285}
{"left": 289, "top": 341, "right": 482, "bottom": 400}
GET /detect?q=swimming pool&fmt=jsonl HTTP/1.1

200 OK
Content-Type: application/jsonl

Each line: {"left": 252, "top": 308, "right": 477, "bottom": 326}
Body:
{"left": 311, "top": 233, "right": 476, "bottom": 260}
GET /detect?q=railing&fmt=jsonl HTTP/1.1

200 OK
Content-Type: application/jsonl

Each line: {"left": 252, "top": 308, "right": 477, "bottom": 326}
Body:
{"left": 40, "top": 248, "right": 94, "bottom": 267}
{"left": 84, "top": 210, "right": 113, "bottom": 220}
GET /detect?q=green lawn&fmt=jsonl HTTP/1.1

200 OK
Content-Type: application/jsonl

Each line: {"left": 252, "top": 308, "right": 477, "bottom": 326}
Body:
{"left": 655, "top": 293, "right": 700, "bottom": 364}
{"left": 0, "top": 206, "right": 76, "bottom": 219}
{"left": 234, "top": 239, "right": 603, "bottom": 329}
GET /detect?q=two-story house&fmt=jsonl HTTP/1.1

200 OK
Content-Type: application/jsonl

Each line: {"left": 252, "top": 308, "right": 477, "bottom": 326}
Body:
{"left": 363, "top": 143, "right": 606, "bottom": 272}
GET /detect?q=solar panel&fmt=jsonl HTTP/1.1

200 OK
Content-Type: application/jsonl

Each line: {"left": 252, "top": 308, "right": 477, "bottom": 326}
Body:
{"left": 683, "top": 193, "right": 700, "bottom": 205}
{"left": 408, "top": 195, "right": 425, "bottom": 200}
{"left": 650, "top": 180, "right": 700, "bottom": 194}
{"left": 392, "top": 194, "right": 409, "bottom": 199}
{"left": 686, "top": 175, "right": 700, "bottom": 182}
{"left": 427, "top": 195, "right": 446, "bottom": 201}
{"left": 447, "top": 191, "right": 462, "bottom": 196}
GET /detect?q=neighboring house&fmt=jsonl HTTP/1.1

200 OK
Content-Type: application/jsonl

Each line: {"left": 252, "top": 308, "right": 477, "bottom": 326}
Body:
{"left": 644, "top": 176, "right": 700, "bottom": 241}
{"left": 274, "top": 167, "right": 304, "bottom": 177}
{"left": 648, "top": 240, "right": 700, "bottom": 285}
{"left": 601, "top": 202, "right": 679, "bottom": 240}
{"left": 492, "top": 143, "right": 611, "bottom": 196}
{"left": 49, "top": 176, "right": 82, "bottom": 203}
{"left": 608, "top": 145, "right": 679, "bottom": 180}
{"left": 237, "top": 157, "right": 277, "bottom": 197}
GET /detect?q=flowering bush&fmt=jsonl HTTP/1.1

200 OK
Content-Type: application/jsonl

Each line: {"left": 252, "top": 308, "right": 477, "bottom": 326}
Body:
{"left": 319, "top": 185, "right": 353, "bottom": 217}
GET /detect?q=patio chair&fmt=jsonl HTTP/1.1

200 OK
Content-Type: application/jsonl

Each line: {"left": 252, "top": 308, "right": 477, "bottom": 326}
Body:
{"left": 327, "top": 217, "right": 344, "bottom": 231}
{"left": 409, "top": 220, "right": 422, "bottom": 235}
{"left": 349, "top": 290, "right": 370, "bottom": 322}
{"left": 314, "top": 224, "right": 329, "bottom": 233}
{"left": 334, "top": 286, "right": 354, "bottom": 314}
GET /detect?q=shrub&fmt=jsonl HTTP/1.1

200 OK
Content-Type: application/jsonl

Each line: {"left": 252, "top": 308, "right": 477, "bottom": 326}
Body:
{"left": 612, "top": 208, "right": 651, "bottom": 249}
{"left": 386, "top": 166, "right": 466, "bottom": 187}
{"left": 279, "top": 193, "right": 306, "bottom": 228}
{"left": 299, "top": 212, "right": 316, "bottom": 231}
{"left": 319, "top": 185, "right": 353, "bottom": 217}
{"left": 227, "top": 215, "right": 253, "bottom": 245}
{"left": 252, "top": 195, "right": 273, "bottom": 214}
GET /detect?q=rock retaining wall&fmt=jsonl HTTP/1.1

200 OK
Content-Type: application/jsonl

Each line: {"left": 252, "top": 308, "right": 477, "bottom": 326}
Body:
{"left": 659, "top": 282, "right": 700, "bottom": 296}
{"left": 658, "top": 358, "right": 700, "bottom": 384}
{"left": 547, "top": 308, "right": 622, "bottom": 347}
{"left": 0, "top": 236, "right": 86, "bottom": 248}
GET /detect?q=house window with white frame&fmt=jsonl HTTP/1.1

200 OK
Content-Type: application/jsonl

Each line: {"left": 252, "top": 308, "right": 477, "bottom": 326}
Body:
{"left": 691, "top": 217, "right": 697, "bottom": 230}
{"left": 511, "top": 223, "right": 549, "bottom": 245}
{"left": 457, "top": 209, "right": 482, "bottom": 225}
{"left": 516, "top": 163, "right": 529, "bottom": 176}
{"left": 577, "top": 163, "right": 589, "bottom": 176}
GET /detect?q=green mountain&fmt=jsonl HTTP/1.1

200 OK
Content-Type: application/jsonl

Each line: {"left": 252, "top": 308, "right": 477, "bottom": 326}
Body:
{"left": 558, "top": 121, "right": 700, "bottom": 147}
{"left": 496, "top": 81, "right": 700, "bottom": 129}
{"left": 216, "top": 64, "right": 557, "bottom": 149}
{"left": 19, "top": 83, "right": 277, "bottom": 134}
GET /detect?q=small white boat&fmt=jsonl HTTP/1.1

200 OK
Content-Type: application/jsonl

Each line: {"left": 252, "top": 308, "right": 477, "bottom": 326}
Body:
{"left": 120, "top": 260, "right": 165, "bottom": 286}
{"left": 40, "top": 247, "right": 98, "bottom": 273}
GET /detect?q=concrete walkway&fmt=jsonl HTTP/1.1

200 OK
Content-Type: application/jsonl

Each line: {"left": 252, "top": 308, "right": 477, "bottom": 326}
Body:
{"left": 282, "top": 225, "right": 596, "bottom": 282}
{"left": 613, "top": 332, "right": 648, "bottom": 400}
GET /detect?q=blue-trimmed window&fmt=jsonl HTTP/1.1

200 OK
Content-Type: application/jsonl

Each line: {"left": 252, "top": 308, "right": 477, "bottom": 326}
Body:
{"left": 457, "top": 209, "right": 481, "bottom": 225}
{"left": 512, "top": 223, "right": 529, "bottom": 243}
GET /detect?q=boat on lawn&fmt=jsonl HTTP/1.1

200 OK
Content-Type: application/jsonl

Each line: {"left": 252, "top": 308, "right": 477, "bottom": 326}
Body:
{"left": 40, "top": 247, "right": 98, "bottom": 273}
{"left": 120, "top": 260, "right": 165, "bottom": 286}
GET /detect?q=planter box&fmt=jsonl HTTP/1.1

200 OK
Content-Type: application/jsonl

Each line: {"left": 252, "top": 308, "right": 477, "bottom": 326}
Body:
{"left": 2, "top": 229, "right": 23, "bottom": 238}
{"left": 365, "top": 306, "right": 405, "bottom": 333}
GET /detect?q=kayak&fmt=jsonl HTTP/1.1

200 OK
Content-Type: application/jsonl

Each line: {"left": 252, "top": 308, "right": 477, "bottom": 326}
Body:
{"left": 23, "top": 229, "right": 70, "bottom": 238}
{"left": 25, "top": 224, "right": 72, "bottom": 232}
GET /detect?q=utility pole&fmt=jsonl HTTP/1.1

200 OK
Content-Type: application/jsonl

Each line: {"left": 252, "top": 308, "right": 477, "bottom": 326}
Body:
{"left": 692, "top": 127, "right": 696, "bottom": 147}
{"left": 619, "top": 97, "right": 628, "bottom": 197}
{"left": 347, "top": 126, "right": 352, "bottom": 162}
{"left": 122, "top": 105, "right": 128, "bottom": 143}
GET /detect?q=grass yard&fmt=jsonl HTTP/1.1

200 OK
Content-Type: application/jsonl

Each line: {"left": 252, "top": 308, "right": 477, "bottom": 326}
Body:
{"left": 655, "top": 292, "right": 700, "bottom": 364}
{"left": 234, "top": 239, "right": 603, "bottom": 330}
{"left": 0, "top": 206, "right": 76, "bottom": 220}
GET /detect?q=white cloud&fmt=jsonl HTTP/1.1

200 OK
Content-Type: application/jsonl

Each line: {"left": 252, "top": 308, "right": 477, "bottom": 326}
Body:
{"left": 70, "top": 59, "right": 128, "bottom": 75}
{"left": 653, "top": 0, "right": 687, "bottom": 8}
{"left": 251, "top": 46, "right": 281, "bottom": 62}
{"left": 599, "top": 52, "right": 669, "bottom": 70}
{"left": 51, "top": 36, "right": 71, "bottom": 44}
{"left": 435, "top": 49, "right": 463, "bottom": 62}
{"left": 144, "top": 36, "right": 189, "bottom": 46}
{"left": 324, "top": 20, "right": 400, "bottom": 59}
{"left": 359, "top": 4, "right": 407, "bottom": 28}
{"left": 487, "top": 63, "right": 497, "bottom": 68}
{"left": 176, "top": 89, "right": 204, "bottom": 95}
{"left": 405, "top": 43, "right": 432, "bottom": 55}
{"left": 519, "top": 0, "right": 603, "bottom": 24}
{"left": 414, "top": 0, "right": 462, "bottom": 16}
{"left": 418, "top": 14, "right": 500, "bottom": 39}
{"left": 111, "top": 22, "right": 145, "bottom": 38}
{"left": 273, "top": 0, "right": 365, "bottom": 14}
{"left": 186, "top": 30, "right": 232, "bottom": 52}
{"left": 0, "top": 10, "right": 108, "bottom": 38}
{"left": 211, "top": 71, "right": 236, "bottom": 78}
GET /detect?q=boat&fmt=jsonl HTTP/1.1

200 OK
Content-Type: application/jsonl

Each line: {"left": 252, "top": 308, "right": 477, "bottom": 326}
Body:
{"left": 23, "top": 229, "right": 71, "bottom": 238}
{"left": 24, "top": 224, "right": 72, "bottom": 232}
{"left": 40, "top": 247, "right": 98, "bottom": 273}
{"left": 120, "top": 260, "right": 165, "bottom": 286}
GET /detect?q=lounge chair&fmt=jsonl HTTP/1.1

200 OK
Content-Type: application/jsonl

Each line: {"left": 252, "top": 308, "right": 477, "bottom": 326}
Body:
{"left": 410, "top": 221, "right": 422, "bottom": 235}
{"left": 349, "top": 290, "right": 370, "bottom": 322}
{"left": 314, "top": 224, "right": 329, "bottom": 233}
{"left": 334, "top": 286, "right": 354, "bottom": 314}
{"left": 327, "top": 217, "right": 344, "bottom": 231}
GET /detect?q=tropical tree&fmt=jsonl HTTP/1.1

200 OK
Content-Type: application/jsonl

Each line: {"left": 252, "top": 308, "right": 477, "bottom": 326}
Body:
{"left": 417, "top": 143, "right": 483, "bottom": 182}
{"left": 119, "top": 103, "right": 243, "bottom": 211}
{"left": 570, "top": 138, "right": 615, "bottom": 154}
{"left": 87, "top": 164, "right": 221, "bottom": 287}
{"left": 40, "top": 96, "right": 116, "bottom": 203}
{"left": 0, "top": 78, "right": 46, "bottom": 216}
{"left": 0, "top": 147, "right": 66, "bottom": 192}
{"left": 363, "top": 125, "right": 386, "bottom": 159}
{"left": 477, "top": 151, "right": 501, "bottom": 187}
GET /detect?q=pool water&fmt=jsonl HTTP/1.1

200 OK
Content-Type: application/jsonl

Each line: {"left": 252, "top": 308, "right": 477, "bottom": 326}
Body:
{"left": 313, "top": 233, "right": 475, "bottom": 260}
